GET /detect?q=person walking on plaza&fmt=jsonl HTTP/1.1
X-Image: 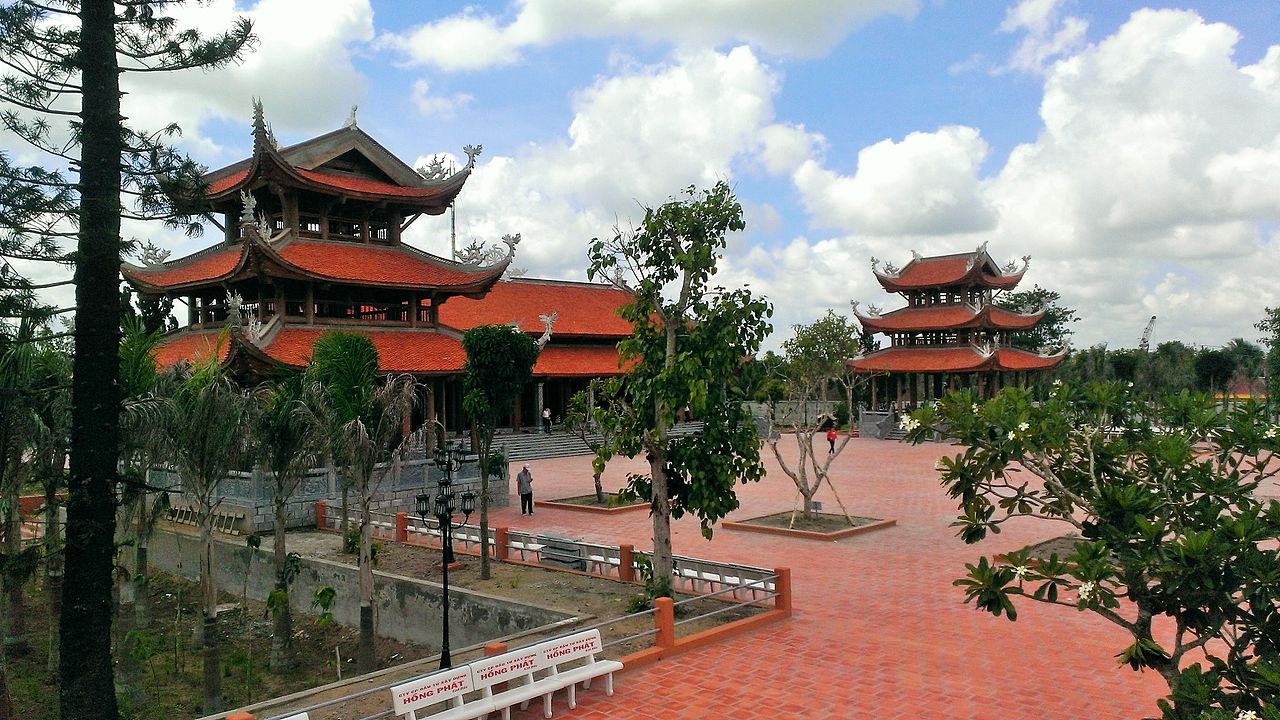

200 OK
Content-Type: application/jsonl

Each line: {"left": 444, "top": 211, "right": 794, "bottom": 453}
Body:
{"left": 517, "top": 464, "right": 535, "bottom": 515}
{"left": 542, "top": 407, "right": 552, "bottom": 434}
{"left": 826, "top": 426, "right": 838, "bottom": 455}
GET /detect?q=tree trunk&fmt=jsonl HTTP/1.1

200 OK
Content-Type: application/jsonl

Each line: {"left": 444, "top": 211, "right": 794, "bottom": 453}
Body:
{"left": 44, "top": 486, "right": 62, "bottom": 676}
{"left": 134, "top": 494, "right": 150, "bottom": 628}
{"left": 593, "top": 472, "right": 605, "bottom": 505}
{"left": 648, "top": 452, "right": 673, "bottom": 593}
{"left": 61, "top": 3, "right": 124, "bottom": 717}
{"left": 2, "top": 483, "right": 26, "bottom": 655}
{"left": 478, "top": 428, "right": 491, "bottom": 581}
{"left": 340, "top": 480, "right": 349, "bottom": 538}
{"left": 270, "top": 499, "right": 294, "bottom": 672}
{"left": 356, "top": 489, "right": 375, "bottom": 674}
{"left": 0, "top": 636, "right": 12, "bottom": 720}
{"left": 199, "top": 505, "right": 221, "bottom": 714}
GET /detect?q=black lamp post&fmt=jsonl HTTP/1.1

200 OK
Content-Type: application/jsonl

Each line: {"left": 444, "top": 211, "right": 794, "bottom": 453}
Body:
{"left": 416, "top": 440, "right": 474, "bottom": 669}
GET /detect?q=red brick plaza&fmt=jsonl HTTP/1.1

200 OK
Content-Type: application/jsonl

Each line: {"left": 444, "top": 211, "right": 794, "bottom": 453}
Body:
{"left": 496, "top": 437, "right": 1168, "bottom": 720}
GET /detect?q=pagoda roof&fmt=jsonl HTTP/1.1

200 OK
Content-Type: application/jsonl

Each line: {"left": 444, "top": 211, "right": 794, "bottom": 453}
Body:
{"left": 150, "top": 324, "right": 628, "bottom": 378}
{"left": 873, "top": 243, "right": 1029, "bottom": 293}
{"left": 849, "top": 345, "right": 1065, "bottom": 374}
{"left": 854, "top": 304, "right": 1044, "bottom": 333}
{"left": 437, "top": 278, "right": 634, "bottom": 339}
{"left": 200, "top": 102, "right": 478, "bottom": 213}
{"left": 121, "top": 227, "right": 508, "bottom": 295}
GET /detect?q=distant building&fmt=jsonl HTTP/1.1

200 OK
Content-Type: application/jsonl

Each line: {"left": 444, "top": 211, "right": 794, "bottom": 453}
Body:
{"left": 122, "top": 104, "right": 629, "bottom": 431}
{"left": 850, "top": 244, "right": 1065, "bottom": 409}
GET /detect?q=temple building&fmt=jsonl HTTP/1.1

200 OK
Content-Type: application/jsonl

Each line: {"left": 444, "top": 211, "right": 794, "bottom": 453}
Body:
{"left": 849, "top": 244, "right": 1065, "bottom": 410}
{"left": 122, "top": 103, "right": 630, "bottom": 431}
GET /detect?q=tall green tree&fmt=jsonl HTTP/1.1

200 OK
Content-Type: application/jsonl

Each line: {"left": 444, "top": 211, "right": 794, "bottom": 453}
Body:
{"left": 158, "top": 349, "right": 257, "bottom": 714}
{"left": 906, "top": 383, "right": 1280, "bottom": 719}
{"left": 1194, "top": 349, "right": 1234, "bottom": 396}
{"left": 462, "top": 325, "right": 539, "bottom": 581}
{"left": 995, "top": 284, "right": 1079, "bottom": 352}
{"left": 256, "top": 373, "right": 323, "bottom": 671}
{"left": 587, "top": 182, "right": 772, "bottom": 590}
{"left": 305, "top": 331, "right": 416, "bottom": 674}
{"left": 1256, "top": 308, "right": 1280, "bottom": 411}
{"left": 0, "top": 4, "right": 254, "bottom": 716}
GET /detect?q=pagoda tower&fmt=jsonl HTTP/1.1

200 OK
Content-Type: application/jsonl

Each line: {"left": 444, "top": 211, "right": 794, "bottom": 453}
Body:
{"left": 121, "top": 102, "right": 632, "bottom": 431}
{"left": 849, "top": 243, "right": 1065, "bottom": 410}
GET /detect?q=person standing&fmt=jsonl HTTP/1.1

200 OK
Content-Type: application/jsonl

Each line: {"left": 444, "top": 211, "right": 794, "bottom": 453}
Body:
{"left": 826, "top": 426, "right": 838, "bottom": 455}
{"left": 542, "top": 407, "right": 551, "bottom": 434}
{"left": 517, "top": 464, "right": 534, "bottom": 515}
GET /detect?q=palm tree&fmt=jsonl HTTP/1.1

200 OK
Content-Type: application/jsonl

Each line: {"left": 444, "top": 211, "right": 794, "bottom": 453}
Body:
{"left": 158, "top": 347, "right": 257, "bottom": 714}
{"left": 305, "top": 331, "right": 416, "bottom": 673}
{"left": 255, "top": 373, "right": 323, "bottom": 671}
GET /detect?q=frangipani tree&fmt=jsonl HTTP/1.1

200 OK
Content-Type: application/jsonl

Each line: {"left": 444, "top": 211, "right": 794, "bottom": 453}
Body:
{"left": 906, "top": 382, "right": 1280, "bottom": 719}
{"left": 768, "top": 311, "right": 867, "bottom": 521}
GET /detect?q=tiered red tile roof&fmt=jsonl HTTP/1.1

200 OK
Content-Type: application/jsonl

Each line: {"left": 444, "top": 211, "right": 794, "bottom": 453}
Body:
{"left": 260, "top": 327, "right": 469, "bottom": 373}
{"left": 851, "top": 346, "right": 1064, "bottom": 373}
{"left": 151, "top": 330, "right": 229, "bottom": 368}
{"left": 121, "top": 236, "right": 505, "bottom": 292}
{"left": 532, "top": 345, "right": 626, "bottom": 377}
{"left": 856, "top": 304, "right": 1043, "bottom": 333}
{"left": 875, "top": 249, "right": 1026, "bottom": 293}
{"left": 438, "top": 279, "right": 633, "bottom": 338}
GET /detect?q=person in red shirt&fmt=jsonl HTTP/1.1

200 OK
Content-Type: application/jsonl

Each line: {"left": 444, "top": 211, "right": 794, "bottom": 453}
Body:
{"left": 826, "top": 426, "right": 838, "bottom": 455}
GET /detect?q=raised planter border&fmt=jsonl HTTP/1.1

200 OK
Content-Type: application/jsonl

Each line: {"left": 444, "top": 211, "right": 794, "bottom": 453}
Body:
{"left": 536, "top": 497, "right": 650, "bottom": 515}
{"left": 721, "top": 515, "right": 896, "bottom": 540}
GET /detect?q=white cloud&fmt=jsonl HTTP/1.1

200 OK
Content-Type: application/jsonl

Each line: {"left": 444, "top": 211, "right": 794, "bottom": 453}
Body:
{"left": 120, "top": 0, "right": 375, "bottom": 162}
{"left": 380, "top": 0, "right": 920, "bottom": 71}
{"left": 793, "top": 126, "right": 995, "bottom": 236}
{"left": 410, "top": 80, "right": 474, "bottom": 119}
{"left": 403, "top": 47, "right": 824, "bottom": 296}
{"left": 790, "top": 8, "right": 1280, "bottom": 349}
{"left": 998, "top": 0, "right": 1088, "bottom": 75}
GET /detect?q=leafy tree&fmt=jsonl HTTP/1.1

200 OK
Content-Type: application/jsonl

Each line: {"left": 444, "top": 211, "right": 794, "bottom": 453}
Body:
{"left": 995, "top": 284, "right": 1079, "bottom": 351}
{"left": 565, "top": 384, "right": 616, "bottom": 504}
{"left": 1194, "top": 349, "right": 1233, "bottom": 396}
{"left": 906, "top": 383, "right": 1280, "bottom": 719}
{"left": 462, "top": 325, "right": 539, "bottom": 580}
{"left": 255, "top": 373, "right": 323, "bottom": 671}
{"left": 1149, "top": 341, "right": 1197, "bottom": 397}
{"left": 305, "top": 331, "right": 416, "bottom": 673}
{"left": 767, "top": 312, "right": 866, "bottom": 519}
{"left": 157, "top": 348, "right": 257, "bottom": 714}
{"left": 587, "top": 182, "right": 772, "bottom": 590}
{"left": 1256, "top": 308, "right": 1280, "bottom": 412}
{"left": 0, "top": 3, "right": 254, "bottom": 716}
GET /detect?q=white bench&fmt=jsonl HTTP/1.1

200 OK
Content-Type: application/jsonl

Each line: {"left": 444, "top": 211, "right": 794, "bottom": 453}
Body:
{"left": 474, "top": 629, "right": 622, "bottom": 719}
{"left": 391, "top": 664, "right": 487, "bottom": 720}
{"left": 389, "top": 629, "right": 622, "bottom": 720}
{"left": 508, "top": 539, "right": 545, "bottom": 561}
{"left": 585, "top": 552, "right": 621, "bottom": 576}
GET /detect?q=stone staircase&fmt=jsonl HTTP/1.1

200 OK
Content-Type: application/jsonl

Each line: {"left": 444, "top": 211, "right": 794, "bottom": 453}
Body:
{"left": 492, "top": 421, "right": 706, "bottom": 463}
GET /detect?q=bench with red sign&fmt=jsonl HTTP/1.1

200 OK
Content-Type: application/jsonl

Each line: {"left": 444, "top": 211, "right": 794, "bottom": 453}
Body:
{"left": 389, "top": 629, "right": 622, "bottom": 720}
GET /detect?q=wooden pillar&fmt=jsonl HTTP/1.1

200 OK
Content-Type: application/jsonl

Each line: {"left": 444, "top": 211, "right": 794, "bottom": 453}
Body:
{"left": 187, "top": 296, "right": 197, "bottom": 327}
{"left": 319, "top": 205, "right": 329, "bottom": 241}
{"left": 425, "top": 382, "right": 437, "bottom": 453}
{"left": 440, "top": 379, "right": 449, "bottom": 431}
{"left": 870, "top": 375, "right": 878, "bottom": 410}
{"left": 409, "top": 291, "right": 418, "bottom": 328}
{"left": 909, "top": 373, "right": 918, "bottom": 408}
{"left": 535, "top": 382, "right": 545, "bottom": 426}
{"left": 305, "top": 283, "right": 315, "bottom": 324}
{"left": 390, "top": 209, "right": 403, "bottom": 245}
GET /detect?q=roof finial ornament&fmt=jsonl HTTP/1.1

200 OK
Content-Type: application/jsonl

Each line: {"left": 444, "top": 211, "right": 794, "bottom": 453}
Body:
{"left": 865, "top": 303, "right": 882, "bottom": 318}
{"left": 344, "top": 105, "right": 358, "bottom": 128}
{"left": 1020, "top": 254, "right": 1031, "bottom": 272}
{"left": 870, "top": 257, "right": 880, "bottom": 273}
{"left": 416, "top": 154, "right": 448, "bottom": 181}
{"left": 227, "top": 290, "right": 243, "bottom": 328}
{"left": 239, "top": 190, "right": 257, "bottom": 228}
{"left": 976, "top": 240, "right": 989, "bottom": 256}
{"left": 910, "top": 249, "right": 923, "bottom": 262}
{"left": 251, "top": 98, "right": 269, "bottom": 153}
{"left": 535, "top": 311, "right": 558, "bottom": 350}
{"left": 850, "top": 300, "right": 861, "bottom": 315}
{"left": 501, "top": 232, "right": 520, "bottom": 255}
{"left": 881, "top": 261, "right": 900, "bottom": 277}
{"left": 256, "top": 212, "right": 273, "bottom": 240}
{"left": 463, "top": 144, "right": 483, "bottom": 168}
{"left": 138, "top": 241, "right": 170, "bottom": 268}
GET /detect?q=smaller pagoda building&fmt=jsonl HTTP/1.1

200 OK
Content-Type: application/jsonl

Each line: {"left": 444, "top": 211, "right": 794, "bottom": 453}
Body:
{"left": 849, "top": 243, "right": 1065, "bottom": 410}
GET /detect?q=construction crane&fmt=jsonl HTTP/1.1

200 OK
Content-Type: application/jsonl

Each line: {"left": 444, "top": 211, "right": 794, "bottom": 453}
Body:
{"left": 1139, "top": 315, "right": 1157, "bottom": 352}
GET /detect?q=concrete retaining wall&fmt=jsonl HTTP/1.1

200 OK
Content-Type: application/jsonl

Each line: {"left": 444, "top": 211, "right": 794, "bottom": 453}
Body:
{"left": 147, "top": 530, "right": 571, "bottom": 651}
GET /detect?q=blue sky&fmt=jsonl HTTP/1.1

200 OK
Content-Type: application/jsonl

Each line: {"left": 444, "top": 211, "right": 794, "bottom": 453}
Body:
{"left": 77, "top": 0, "right": 1280, "bottom": 351}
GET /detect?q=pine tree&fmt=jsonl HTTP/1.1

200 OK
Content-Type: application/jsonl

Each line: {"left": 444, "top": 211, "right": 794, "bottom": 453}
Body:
{"left": 0, "top": 3, "right": 253, "bottom": 717}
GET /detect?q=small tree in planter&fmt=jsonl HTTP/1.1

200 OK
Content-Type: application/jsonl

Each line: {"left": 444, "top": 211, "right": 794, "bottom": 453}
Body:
{"left": 905, "top": 382, "right": 1280, "bottom": 719}
{"left": 462, "top": 324, "right": 539, "bottom": 581}
{"left": 766, "top": 312, "right": 867, "bottom": 523}
{"left": 565, "top": 385, "right": 611, "bottom": 505}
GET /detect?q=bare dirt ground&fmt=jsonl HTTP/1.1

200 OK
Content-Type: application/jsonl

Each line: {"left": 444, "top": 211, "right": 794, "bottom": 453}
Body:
{"left": 738, "top": 510, "right": 882, "bottom": 532}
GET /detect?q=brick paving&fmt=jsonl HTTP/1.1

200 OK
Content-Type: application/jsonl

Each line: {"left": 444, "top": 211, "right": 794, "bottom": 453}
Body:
{"left": 495, "top": 436, "right": 1169, "bottom": 719}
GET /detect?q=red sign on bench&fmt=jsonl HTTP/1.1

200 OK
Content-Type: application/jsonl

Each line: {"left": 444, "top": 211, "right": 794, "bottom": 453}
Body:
{"left": 391, "top": 666, "right": 473, "bottom": 716}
